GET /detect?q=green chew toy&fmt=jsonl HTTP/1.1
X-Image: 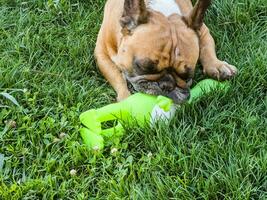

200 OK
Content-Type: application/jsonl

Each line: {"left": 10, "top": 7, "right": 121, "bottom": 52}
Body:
{"left": 80, "top": 79, "right": 229, "bottom": 150}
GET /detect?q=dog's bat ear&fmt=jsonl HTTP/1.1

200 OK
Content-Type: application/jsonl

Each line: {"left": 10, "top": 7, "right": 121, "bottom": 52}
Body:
{"left": 184, "top": 0, "right": 211, "bottom": 30}
{"left": 120, "top": 0, "right": 148, "bottom": 35}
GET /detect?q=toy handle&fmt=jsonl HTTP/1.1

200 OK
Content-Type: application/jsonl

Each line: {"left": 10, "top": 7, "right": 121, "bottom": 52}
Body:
{"left": 80, "top": 101, "right": 128, "bottom": 131}
{"left": 80, "top": 128, "right": 104, "bottom": 150}
{"left": 188, "top": 79, "right": 230, "bottom": 104}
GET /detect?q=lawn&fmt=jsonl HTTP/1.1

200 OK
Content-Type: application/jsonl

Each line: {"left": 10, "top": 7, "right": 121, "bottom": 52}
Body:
{"left": 0, "top": 0, "right": 266, "bottom": 199}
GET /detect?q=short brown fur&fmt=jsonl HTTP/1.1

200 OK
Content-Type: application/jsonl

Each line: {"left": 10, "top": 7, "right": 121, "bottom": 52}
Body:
{"left": 95, "top": 0, "right": 237, "bottom": 101}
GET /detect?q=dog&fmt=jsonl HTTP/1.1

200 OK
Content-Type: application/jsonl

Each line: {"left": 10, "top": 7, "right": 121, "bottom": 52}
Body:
{"left": 95, "top": 0, "right": 237, "bottom": 103}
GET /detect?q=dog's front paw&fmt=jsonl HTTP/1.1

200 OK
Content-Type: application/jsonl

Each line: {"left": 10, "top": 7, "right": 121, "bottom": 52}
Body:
{"left": 116, "top": 90, "right": 131, "bottom": 102}
{"left": 204, "top": 61, "right": 238, "bottom": 80}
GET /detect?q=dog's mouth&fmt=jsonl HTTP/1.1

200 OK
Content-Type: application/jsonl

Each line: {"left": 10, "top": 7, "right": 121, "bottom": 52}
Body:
{"left": 125, "top": 72, "right": 190, "bottom": 104}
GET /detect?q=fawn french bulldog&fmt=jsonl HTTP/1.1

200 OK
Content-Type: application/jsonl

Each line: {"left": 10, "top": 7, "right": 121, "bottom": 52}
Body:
{"left": 95, "top": 0, "right": 237, "bottom": 102}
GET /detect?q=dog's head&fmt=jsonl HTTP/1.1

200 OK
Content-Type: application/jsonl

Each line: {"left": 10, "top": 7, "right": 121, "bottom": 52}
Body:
{"left": 113, "top": 0, "right": 211, "bottom": 103}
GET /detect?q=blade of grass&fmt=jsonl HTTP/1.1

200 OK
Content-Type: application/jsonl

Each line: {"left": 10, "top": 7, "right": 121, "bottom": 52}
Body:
{"left": 0, "top": 92, "right": 20, "bottom": 107}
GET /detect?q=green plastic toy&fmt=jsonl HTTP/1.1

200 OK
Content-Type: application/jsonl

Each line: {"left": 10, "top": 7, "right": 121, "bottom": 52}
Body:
{"left": 80, "top": 79, "right": 229, "bottom": 150}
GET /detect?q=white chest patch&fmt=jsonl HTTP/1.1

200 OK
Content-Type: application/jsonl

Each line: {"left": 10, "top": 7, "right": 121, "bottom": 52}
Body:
{"left": 148, "top": 0, "right": 182, "bottom": 17}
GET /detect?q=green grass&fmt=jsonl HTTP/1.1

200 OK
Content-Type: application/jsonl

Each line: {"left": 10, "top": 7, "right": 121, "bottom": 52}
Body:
{"left": 0, "top": 0, "right": 266, "bottom": 199}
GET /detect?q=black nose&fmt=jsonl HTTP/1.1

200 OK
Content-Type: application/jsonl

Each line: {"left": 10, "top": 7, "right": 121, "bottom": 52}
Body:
{"left": 158, "top": 74, "right": 176, "bottom": 92}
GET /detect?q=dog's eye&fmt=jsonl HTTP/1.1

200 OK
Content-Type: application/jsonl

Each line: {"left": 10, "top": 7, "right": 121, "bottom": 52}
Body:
{"left": 134, "top": 58, "right": 158, "bottom": 74}
{"left": 177, "top": 65, "right": 194, "bottom": 80}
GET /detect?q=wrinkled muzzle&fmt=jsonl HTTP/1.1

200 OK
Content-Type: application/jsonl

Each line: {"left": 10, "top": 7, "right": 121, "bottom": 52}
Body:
{"left": 125, "top": 73, "right": 190, "bottom": 104}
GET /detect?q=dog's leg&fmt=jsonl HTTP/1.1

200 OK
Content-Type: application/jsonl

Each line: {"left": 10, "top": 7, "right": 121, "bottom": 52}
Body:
{"left": 198, "top": 25, "right": 238, "bottom": 80}
{"left": 95, "top": 51, "right": 131, "bottom": 101}
{"left": 176, "top": 0, "right": 237, "bottom": 80}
